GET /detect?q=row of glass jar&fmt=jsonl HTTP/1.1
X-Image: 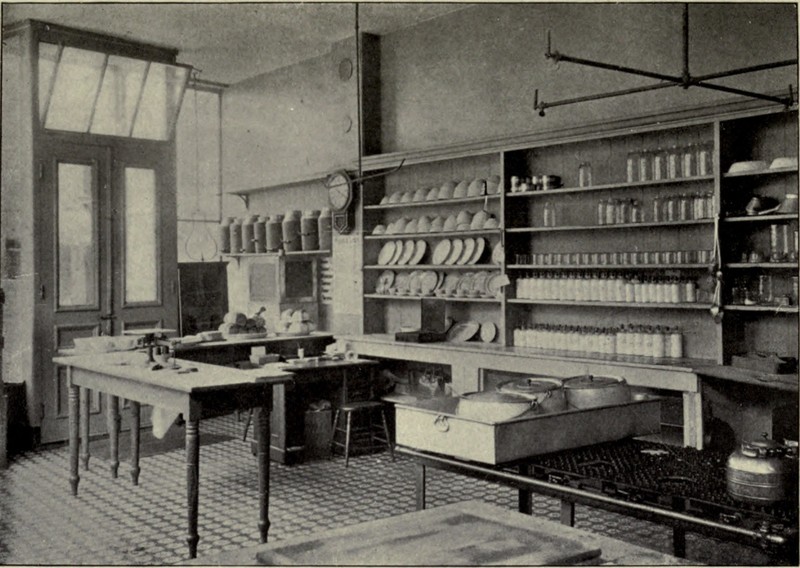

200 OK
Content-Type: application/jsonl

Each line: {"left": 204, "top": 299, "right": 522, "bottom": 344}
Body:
{"left": 515, "top": 273, "right": 698, "bottom": 304}
{"left": 626, "top": 142, "right": 714, "bottom": 183}
{"left": 512, "top": 324, "right": 684, "bottom": 359}
{"left": 594, "top": 193, "right": 715, "bottom": 226}
{"left": 515, "top": 249, "right": 714, "bottom": 266}
{"left": 730, "top": 275, "right": 800, "bottom": 307}
{"left": 219, "top": 211, "right": 332, "bottom": 254}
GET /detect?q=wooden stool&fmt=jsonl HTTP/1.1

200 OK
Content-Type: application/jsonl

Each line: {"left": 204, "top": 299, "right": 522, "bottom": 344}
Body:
{"left": 330, "top": 401, "right": 395, "bottom": 467}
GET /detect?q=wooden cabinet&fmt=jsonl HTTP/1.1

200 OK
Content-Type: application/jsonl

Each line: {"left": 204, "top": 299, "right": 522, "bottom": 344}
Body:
{"left": 357, "top": 105, "right": 798, "bottom": 368}
{"left": 502, "top": 121, "right": 720, "bottom": 363}
{"left": 719, "top": 110, "right": 799, "bottom": 361}
{"left": 360, "top": 153, "right": 505, "bottom": 339}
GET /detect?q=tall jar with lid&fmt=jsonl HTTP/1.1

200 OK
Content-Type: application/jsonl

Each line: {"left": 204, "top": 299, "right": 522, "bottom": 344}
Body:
{"left": 282, "top": 210, "right": 301, "bottom": 252}
{"left": 254, "top": 216, "right": 267, "bottom": 253}
{"left": 241, "top": 215, "right": 258, "bottom": 253}
{"left": 229, "top": 217, "right": 243, "bottom": 254}
{"left": 318, "top": 208, "right": 333, "bottom": 251}
{"left": 266, "top": 214, "right": 284, "bottom": 252}
{"left": 301, "top": 210, "right": 320, "bottom": 251}
{"left": 218, "top": 217, "right": 234, "bottom": 253}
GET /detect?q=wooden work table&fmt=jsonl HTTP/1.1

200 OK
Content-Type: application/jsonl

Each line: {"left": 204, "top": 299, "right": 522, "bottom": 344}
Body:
{"left": 170, "top": 332, "right": 334, "bottom": 365}
{"left": 184, "top": 500, "right": 688, "bottom": 565}
{"left": 52, "top": 351, "right": 293, "bottom": 559}
{"left": 338, "top": 333, "right": 705, "bottom": 447}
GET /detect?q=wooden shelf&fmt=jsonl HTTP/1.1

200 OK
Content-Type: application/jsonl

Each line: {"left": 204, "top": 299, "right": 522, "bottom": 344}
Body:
{"left": 505, "top": 175, "right": 715, "bottom": 198}
{"left": 364, "top": 264, "right": 500, "bottom": 270}
{"left": 507, "top": 263, "right": 713, "bottom": 270}
{"left": 722, "top": 214, "right": 798, "bottom": 223}
{"left": 725, "top": 304, "right": 799, "bottom": 313}
{"left": 507, "top": 299, "right": 713, "bottom": 310}
{"left": 726, "top": 262, "right": 798, "bottom": 269}
{"left": 722, "top": 166, "right": 797, "bottom": 179}
{"left": 224, "top": 250, "right": 331, "bottom": 258}
{"left": 364, "top": 293, "right": 501, "bottom": 303}
{"left": 365, "top": 194, "right": 500, "bottom": 210}
{"left": 505, "top": 219, "right": 713, "bottom": 233}
{"left": 365, "top": 229, "right": 502, "bottom": 240}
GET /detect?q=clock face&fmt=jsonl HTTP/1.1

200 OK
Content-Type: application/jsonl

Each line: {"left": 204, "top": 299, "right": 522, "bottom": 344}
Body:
{"left": 326, "top": 171, "right": 353, "bottom": 212}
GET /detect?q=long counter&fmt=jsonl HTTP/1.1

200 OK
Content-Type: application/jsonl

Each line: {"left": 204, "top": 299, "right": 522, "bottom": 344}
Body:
{"left": 338, "top": 333, "right": 705, "bottom": 448}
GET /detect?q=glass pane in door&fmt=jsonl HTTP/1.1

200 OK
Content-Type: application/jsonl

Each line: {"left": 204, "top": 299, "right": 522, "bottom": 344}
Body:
{"left": 57, "top": 163, "right": 98, "bottom": 308}
{"left": 124, "top": 168, "right": 158, "bottom": 303}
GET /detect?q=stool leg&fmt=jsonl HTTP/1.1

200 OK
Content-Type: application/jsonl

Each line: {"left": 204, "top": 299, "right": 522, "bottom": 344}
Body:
{"left": 329, "top": 409, "right": 340, "bottom": 459}
{"left": 380, "top": 409, "right": 395, "bottom": 462}
{"left": 344, "top": 411, "right": 353, "bottom": 468}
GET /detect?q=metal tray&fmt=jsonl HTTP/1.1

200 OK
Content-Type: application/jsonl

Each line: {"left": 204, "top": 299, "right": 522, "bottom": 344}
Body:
{"left": 394, "top": 395, "right": 661, "bottom": 465}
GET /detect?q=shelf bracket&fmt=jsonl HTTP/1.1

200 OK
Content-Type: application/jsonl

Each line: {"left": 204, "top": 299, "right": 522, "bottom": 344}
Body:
{"left": 535, "top": 4, "right": 797, "bottom": 116}
{"left": 234, "top": 194, "right": 249, "bottom": 209}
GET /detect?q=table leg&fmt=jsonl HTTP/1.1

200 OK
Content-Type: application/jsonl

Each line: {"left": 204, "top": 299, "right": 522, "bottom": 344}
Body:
{"left": 68, "top": 378, "right": 80, "bottom": 496}
{"left": 672, "top": 526, "right": 686, "bottom": 558}
{"left": 130, "top": 402, "right": 141, "bottom": 485}
{"left": 186, "top": 419, "right": 200, "bottom": 559}
{"left": 256, "top": 406, "right": 271, "bottom": 543}
{"left": 560, "top": 499, "right": 576, "bottom": 527}
{"left": 79, "top": 388, "right": 90, "bottom": 470}
{"left": 517, "top": 465, "right": 532, "bottom": 515}
{"left": 415, "top": 463, "right": 427, "bottom": 511}
{"left": 107, "top": 395, "right": 120, "bottom": 478}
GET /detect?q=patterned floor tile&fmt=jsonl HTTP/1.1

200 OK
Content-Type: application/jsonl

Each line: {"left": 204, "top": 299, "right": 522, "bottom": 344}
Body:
{"left": 0, "top": 414, "right": 786, "bottom": 565}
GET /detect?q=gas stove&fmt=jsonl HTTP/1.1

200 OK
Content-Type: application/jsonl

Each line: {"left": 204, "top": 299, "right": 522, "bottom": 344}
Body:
{"left": 525, "top": 439, "right": 798, "bottom": 554}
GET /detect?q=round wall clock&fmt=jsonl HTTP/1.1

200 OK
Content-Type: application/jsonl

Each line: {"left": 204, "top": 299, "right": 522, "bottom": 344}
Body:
{"left": 325, "top": 170, "right": 355, "bottom": 234}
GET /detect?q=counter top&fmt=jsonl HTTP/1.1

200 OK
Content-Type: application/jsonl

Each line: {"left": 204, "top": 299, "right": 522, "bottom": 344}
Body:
{"left": 694, "top": 363, "right": 799, "bottom": 392}
{"left": 172, "top": 332, "right": 333, "bottom": 351}
{"left": 53, "top": 351, "right": 293, "bottom": 394}
{"left": 338, "top": 333, "right": 711, "bottom": 373}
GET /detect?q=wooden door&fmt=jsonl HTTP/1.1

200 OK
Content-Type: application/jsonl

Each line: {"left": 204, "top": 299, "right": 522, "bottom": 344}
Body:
{"left": 38, "top": 140, "right": 179, "bottom": 444}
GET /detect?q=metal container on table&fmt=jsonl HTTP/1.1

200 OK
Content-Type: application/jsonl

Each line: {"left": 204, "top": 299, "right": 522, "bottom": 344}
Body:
{"left": 496, "top": 377, "right": 567, "bottom": 413}
{"left": 393, "top": 395, "right": 661, "bottom": 465}
{"left": 726, "top": 437, "right": 798, "bottom": 505}
{"left": 218, "top": 216, "right": 234, "bottom": 253}
{"left": 254, "top": 216, "right": 267, "bottom": 253}
{"left": 266, "top": 214, "right": 284, "bottom": 252}
{"left": 318, "top": 208, "right": 332, "bottom": 251}
{"left": 228, "top": 217, "right": 243, "bottom": 254}
{"left": 241, "top": 215, "right": 258, "bottom": 253}
{"left": 562, "top": 375, "right": 631, "bottom": 409}
{"left": 282, "top": 210, "right": 301, "bottom": 252}
{"left": 301, "top": 210, "right": 320, "bottom": 251}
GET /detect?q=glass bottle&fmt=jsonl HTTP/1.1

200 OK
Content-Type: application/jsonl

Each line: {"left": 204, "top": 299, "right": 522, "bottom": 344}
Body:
{"left": 652, "top": 148, "right": 667, "bottom": 181}
{"left": 681, "top": 144, "right": 695, "bottom": 178}
{"left": 543, "top": 201, "right": 553, "bottom": 227}
{"left": 579, "top": 162, "right": 593, "bottom": 187}
{"left": 696, "top": 141, "right": 713, "bottom": 176}
{"left": 758, "top": 274, "right": 774, "bottom": 305}
{"left": 678, "top": 194, "right": 690, "bottom": 221}
{"left": 605, "top": 198, "right": 616, "bottom": 225}
{"left": 626, "top": 151, "right": 640, "bottom": 183}
{"left": 668, "top": 328, "right": 683, "bottom": 358}
{"left": 652, "top": 196, "right": 661, "bottom": 223}
{"left": 631, "top": 199, "right": 642, "bottom": 223}
{"left": 666, "top": 146, "right": 681, "bottom": 179}
{"left": 638, "top": 150, "right": 651, "bottom": 182}
{"left": 597, "top": 199, "right": 606, "bottom": 225}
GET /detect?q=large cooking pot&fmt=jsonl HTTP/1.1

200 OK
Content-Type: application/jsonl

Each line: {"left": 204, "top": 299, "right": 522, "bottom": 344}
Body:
{"left": 562, "top": 375, "right": 630, "bottom": 409}
{"left": 456, "top": 391, "right": 533, "bottom": 422}
{"left": 726, "top": 437, "right": 798, "bottom": 505}
{"left": 496, "top": 377, "right": 567, "bottom": 413}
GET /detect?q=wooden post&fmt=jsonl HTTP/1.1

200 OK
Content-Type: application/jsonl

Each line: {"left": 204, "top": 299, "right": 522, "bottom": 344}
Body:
{"left": 185, "top": 419, "right": 200, "bottom": 558}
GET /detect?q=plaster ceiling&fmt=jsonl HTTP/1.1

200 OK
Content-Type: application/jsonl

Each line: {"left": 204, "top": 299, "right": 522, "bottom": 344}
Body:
{"left": 2, "top": 2, "right": 472, "bottom": 84}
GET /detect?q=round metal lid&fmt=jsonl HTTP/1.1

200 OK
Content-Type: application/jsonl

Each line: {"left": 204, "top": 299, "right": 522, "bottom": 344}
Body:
{"left": 563, "top": 375, "right": 627, "bottom": 389}
{"left": 461, "top": 391, "right": 529, "bottom": 404}
{"left": 497, "top": 377, "right": 563, "bottom": 395}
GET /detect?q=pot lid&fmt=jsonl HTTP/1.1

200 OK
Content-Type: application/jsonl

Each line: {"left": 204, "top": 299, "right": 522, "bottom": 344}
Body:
{"left": 461, "top": 391, "right": 529, "bottom": 404}
{"left": 741, "top": 436, "right": 785, "bottom": 457}
{"left": 563, "top": 375, "right": 627, "bottom": 389}
{"left": 497, "top": 377, "right": 563, "bottom": 395}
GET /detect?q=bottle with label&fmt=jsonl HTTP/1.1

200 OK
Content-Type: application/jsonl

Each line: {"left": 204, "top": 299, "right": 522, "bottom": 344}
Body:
{"left": 681, "top": 144, "right": 695, "bottom": 178}
{"left": 578, "top": 162, "right": 593, "bottom": 187}
{"left": 652, "top": 148, "right": 668, "bottom": 181}
{"left": 626, "top": 151, "right": 639, "bottom": 183}
{"left": 666, "top": 146, "right": 681, "bottom": 179}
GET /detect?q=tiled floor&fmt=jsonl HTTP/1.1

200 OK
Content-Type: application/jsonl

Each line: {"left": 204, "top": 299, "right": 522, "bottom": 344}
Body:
{"left": 0, "top": 416, "right": 783, "bottom": 566}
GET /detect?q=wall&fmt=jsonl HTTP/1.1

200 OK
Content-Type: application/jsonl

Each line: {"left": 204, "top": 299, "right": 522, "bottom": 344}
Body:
{"left": 380, "top": 3, "right": 798, "bottom": 152}
{"left": 220, "top": 3, "right": 797, "bottom": 335}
